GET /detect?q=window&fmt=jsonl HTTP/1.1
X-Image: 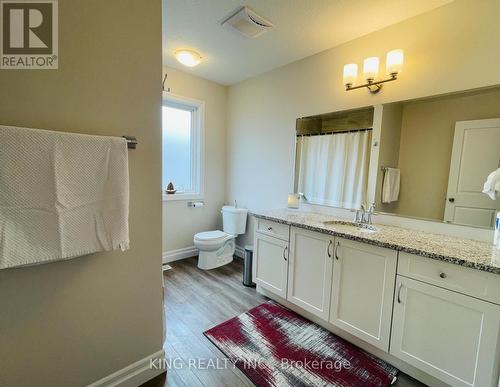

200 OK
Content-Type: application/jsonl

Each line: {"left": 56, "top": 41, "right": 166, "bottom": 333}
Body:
{"left": 162, "top": 94, "right": 204, "bottom": 200}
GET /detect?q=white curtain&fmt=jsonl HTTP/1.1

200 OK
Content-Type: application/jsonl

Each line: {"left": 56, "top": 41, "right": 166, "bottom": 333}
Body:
{"left": 297, "top": 130, "right": 371, "bottom": 209}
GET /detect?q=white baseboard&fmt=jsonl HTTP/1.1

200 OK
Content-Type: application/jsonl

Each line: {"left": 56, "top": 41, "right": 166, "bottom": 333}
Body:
{"left": 162, "top": 246, "right": 198, "bottom": 264}
{"left": 88, "top": 349, "right": 165, "bottom": 387}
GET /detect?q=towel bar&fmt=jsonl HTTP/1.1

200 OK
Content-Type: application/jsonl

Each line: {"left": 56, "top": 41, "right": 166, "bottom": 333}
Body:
{"left": 123, "top": 136, "right": 137, "bottom": 149}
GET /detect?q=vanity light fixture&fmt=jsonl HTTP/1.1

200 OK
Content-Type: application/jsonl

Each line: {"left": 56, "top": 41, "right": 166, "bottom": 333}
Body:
{"left": 175, "top": 49, "right": 202, "bottom": 67}
{"left": 343, "top": 49, "right": 404, "bottom": 94}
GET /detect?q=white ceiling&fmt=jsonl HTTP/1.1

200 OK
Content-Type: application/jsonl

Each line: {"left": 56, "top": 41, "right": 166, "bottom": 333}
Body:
{"left": 163, "top": 0, "right": 452, "bottom": 86}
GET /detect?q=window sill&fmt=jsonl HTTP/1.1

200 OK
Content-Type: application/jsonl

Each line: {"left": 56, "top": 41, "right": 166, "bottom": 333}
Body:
{"left": 162, "top": 193, "right": 204, "bottom": 202}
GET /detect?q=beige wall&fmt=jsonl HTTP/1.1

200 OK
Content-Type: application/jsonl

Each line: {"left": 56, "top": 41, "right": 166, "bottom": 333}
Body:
{"left": 162, "top": 67, "right": 227, "bottom": 252}
{"left": 227, "top": 0, "right": 500, "bottom": 247}
{"left": 0, "top": 1, "right": 163, "bottom": 386}
{"left": 395, "top": 88, "right": 500, "bottom": 221}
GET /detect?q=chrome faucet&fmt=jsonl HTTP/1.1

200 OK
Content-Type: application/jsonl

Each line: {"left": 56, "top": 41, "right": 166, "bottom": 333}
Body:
{"left": 354, "top": 203, "right": 375, "bottom": 224}
{"left": 365, "top": 203, "right": 375, "bottom": 224}
{"left": 354, "top": 207, "right": 363, "bottom": 223}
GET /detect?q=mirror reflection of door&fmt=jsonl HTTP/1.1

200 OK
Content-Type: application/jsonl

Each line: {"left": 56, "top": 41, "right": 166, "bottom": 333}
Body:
{"left": 444, "top": 118, "right": 500, "bottom": 228}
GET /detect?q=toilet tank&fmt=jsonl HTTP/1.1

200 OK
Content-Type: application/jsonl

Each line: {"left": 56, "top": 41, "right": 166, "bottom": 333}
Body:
{"left": 222, "top": 206, "right": 248, "bottom": 235}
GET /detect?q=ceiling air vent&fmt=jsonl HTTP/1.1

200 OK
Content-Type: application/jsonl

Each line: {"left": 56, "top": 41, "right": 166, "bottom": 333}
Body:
{"left": 221, "top": 6, "right": 273, "bottom": 38}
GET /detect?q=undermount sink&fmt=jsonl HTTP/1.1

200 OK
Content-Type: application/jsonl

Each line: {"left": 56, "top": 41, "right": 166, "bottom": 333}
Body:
{"left": 322, "top": 220, "right": 378, "bottom": 232}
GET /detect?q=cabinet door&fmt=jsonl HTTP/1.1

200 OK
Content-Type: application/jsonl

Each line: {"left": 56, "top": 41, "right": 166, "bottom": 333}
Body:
{"left": 391, "top": 276, "right": 500, "bottom": 387}
{"left": 254, "top": 232, "right": 288, "bottom": 298}
{"left": 287, "top": 227, "right": 334, "bottom": 320}
{"left": 329, "top": 238, "right": 397, "bottom": 351}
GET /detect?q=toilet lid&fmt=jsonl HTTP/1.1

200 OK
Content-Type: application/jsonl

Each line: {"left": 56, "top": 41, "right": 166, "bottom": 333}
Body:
{"left": 195, "top": 230, "right": 229, "bottom": 242}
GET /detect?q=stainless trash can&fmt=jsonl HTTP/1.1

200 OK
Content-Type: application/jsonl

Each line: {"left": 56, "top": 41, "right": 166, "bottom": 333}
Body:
{"left": 243, "top": 245, "right": 256, "bottom": 287}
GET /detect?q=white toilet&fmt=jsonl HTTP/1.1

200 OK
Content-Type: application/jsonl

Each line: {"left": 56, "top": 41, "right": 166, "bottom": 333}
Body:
{"left": 194, "top": 206, "right": 248, "bottom": 270}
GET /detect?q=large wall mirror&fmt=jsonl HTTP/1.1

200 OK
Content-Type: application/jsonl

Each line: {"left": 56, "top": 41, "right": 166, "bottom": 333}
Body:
{"left": 294, "top": 87, "right": 500, "bottom": 229}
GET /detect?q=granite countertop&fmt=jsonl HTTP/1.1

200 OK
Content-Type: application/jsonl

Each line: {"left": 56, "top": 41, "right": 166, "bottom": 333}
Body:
{"left": 250, "top": 209, "right": 500, "bottom": 275}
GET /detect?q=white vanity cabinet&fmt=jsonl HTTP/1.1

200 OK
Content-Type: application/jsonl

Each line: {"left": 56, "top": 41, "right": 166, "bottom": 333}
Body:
{"left": 391, "top": 275, "right": 500, "bottom": 387}
{"left": 253, "top": 216, "right": 500, "bottom": 387}
{"left": 391, "top": 253, "right": 500, "bottom": 387}
{"left": 329, "top": 238, "right": 398, "bottom": 351}
{"left": 287, "top": 227, "right": 334, "bottom": 320}
{"left": 254, "top": 219, "right": 290, "bottom": 298}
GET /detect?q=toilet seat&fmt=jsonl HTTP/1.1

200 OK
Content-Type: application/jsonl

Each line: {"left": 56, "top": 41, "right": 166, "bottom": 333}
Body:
{"left": 194, "top": 230, "right": 233, "bottom": 244}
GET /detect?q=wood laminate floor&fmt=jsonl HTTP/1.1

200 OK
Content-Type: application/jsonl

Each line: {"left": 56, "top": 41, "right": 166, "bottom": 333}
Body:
{"left": 142, "top": 257, "right": 425, "bottom": 387}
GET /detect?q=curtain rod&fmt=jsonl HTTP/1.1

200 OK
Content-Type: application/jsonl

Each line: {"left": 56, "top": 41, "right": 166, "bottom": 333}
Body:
{"left": 296, "top": 127, "right": 372, "bottom": 137}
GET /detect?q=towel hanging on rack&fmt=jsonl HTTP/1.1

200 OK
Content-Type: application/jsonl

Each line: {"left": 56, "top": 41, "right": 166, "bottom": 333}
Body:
{"left": 382, "top": 168, "right": 400, "bottom": 204}
{"left": 0, "top": 125, "right": 130, "bottom": 269}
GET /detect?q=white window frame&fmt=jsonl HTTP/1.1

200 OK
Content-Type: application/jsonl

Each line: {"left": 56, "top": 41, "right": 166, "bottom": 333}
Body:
{"left": 162, "top": 93, "right": 205, "bottom": 202}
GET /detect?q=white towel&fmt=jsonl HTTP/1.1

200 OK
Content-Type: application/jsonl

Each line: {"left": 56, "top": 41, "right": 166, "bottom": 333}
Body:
{"left": 382, "top": 168, "right": 400, "bottom": 204}
{"left": 0, "top": 125, "right": 130, "bottom": 269}
{"left": 482, "top": 167, "right": 500, "bottom": 200}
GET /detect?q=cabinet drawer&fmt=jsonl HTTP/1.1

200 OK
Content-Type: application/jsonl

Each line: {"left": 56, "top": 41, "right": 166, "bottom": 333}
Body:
{"left": 398, "top": 252, "right": 500, "bottom": 305}
{"left": 256, "top": 219, "right": 290, "bottom": 241}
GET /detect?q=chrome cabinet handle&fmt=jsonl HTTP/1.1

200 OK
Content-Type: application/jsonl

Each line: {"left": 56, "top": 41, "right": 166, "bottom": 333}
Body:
{"left": 397, "top": 282, "right": 403, "bottom": 304}
{"left": 283, "top": 246, "right": 288, "bottom": 261}
{"left": 334, "top": 241, "right": 340, "bottom": 260}
{"left": 439, "top": 272, "right": 447, "bottom": 279}
{"left": 327, "top": 240, "right": 332, "bottom": 258}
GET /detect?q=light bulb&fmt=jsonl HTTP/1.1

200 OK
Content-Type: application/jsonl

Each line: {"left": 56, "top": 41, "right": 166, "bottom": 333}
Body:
{"left": 343, "top": 64, "right": 358, "bottom": 86}
{"left": 175, "top": 50, "right": 202, "bottom": 67}
{"left": 363, "top": 57, "right": 379, "bottom": 81}
{"left": 386, "top": 49, "right": 404, "bottom": 76}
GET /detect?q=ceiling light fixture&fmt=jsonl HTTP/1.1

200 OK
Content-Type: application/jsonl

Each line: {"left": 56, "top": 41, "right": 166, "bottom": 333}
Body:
{"left": 343, "top": 49, "right": 404, "bottom": 94}
{"left": 175, "top": 50, "right": 202, "bottom": 67}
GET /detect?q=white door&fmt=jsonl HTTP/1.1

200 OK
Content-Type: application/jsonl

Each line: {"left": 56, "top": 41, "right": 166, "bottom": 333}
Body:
{"left": 391, "top": 276, "right": 500, "bottom": 387}
{"left": 254, "top": 232, "right": 288, "bottom": 298}
{"left": 329, "top": 238, "right": 397, "bottom": 351}
{"left": 444, "top": 118, "right": 500, "bottom": 227}
{"left": 287, "top": 227, "right": 334, "bottom": 320}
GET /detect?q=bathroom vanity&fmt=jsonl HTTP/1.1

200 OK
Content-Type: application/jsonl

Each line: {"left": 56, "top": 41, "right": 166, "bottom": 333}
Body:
{"left": 252, "top": 209, "right": 500, "bottom": 387}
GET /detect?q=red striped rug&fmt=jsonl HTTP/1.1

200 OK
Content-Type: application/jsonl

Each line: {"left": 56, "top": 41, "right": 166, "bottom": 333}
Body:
{"left": 204, "top": 301, "right": 398, "bottom": 387}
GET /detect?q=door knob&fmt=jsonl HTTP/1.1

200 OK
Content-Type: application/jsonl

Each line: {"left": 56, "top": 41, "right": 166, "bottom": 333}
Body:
{"left": 448, "top": 198, "right": 455, "bottom": 203}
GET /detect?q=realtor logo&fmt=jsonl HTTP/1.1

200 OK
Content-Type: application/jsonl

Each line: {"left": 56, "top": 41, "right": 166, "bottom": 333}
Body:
{"left": 1, "top": 0, "right": 58, "bottom": 69}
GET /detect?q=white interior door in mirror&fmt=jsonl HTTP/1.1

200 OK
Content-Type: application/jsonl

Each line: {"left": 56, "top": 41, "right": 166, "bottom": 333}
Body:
{"left": 444, "top": 118, "right": 500, "bottom": 228}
